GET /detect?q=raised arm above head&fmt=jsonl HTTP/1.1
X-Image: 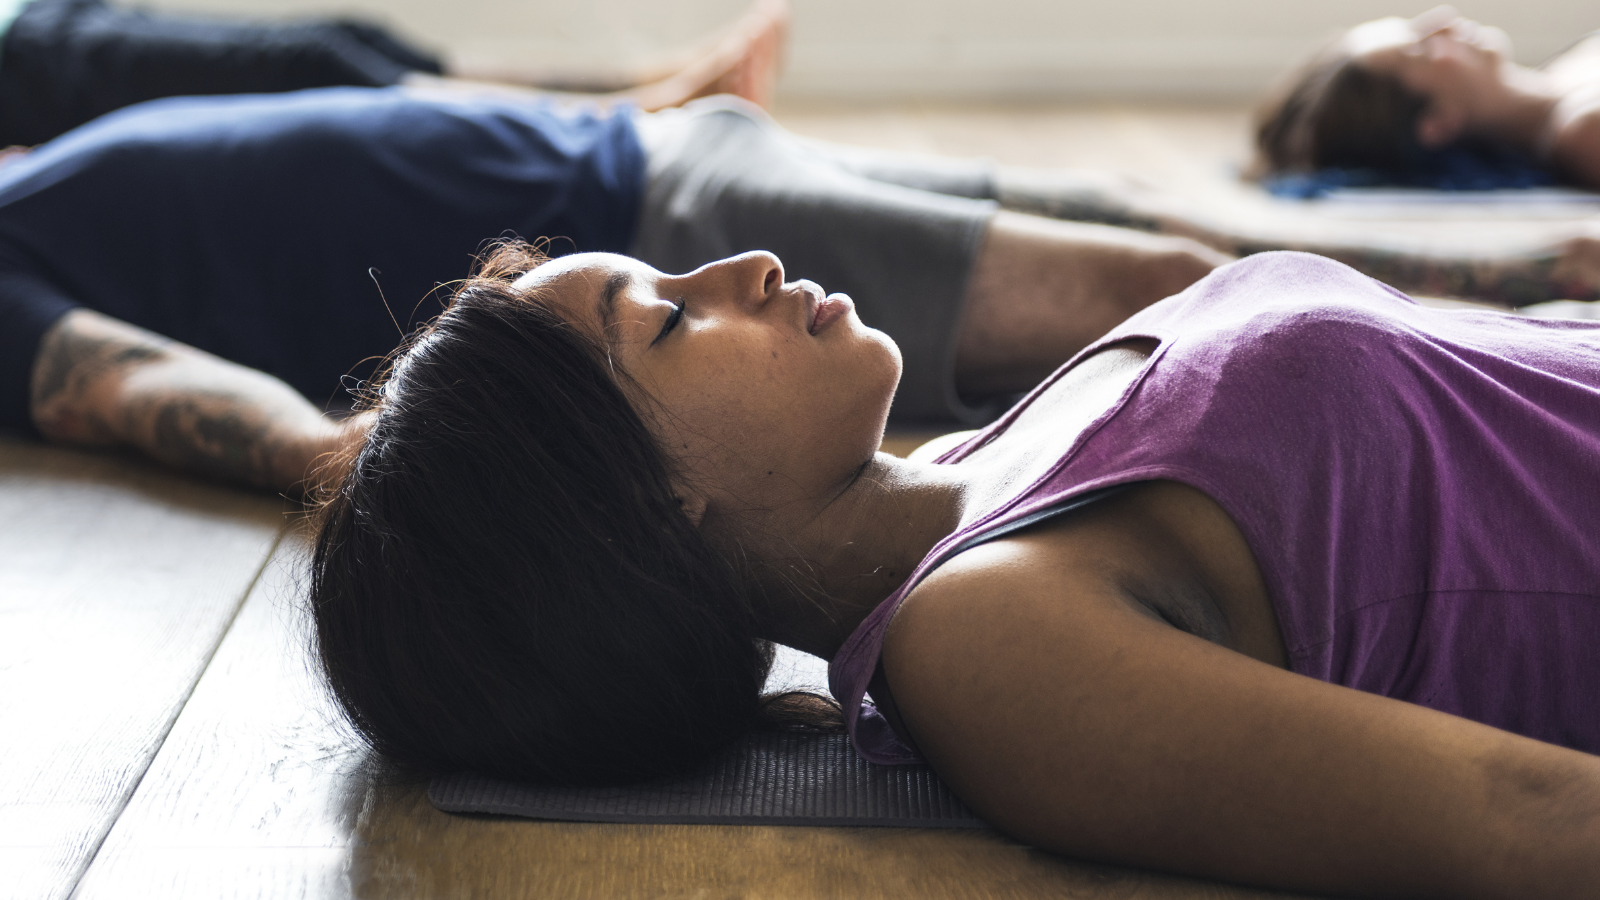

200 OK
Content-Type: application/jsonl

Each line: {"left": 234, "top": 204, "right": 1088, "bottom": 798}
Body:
{"left": 29, "top": 308, "right": 364, "bottom": 495}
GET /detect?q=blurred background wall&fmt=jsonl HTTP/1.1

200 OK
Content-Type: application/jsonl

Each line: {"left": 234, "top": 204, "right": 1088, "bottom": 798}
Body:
{"left": 142, "top": 0, "right": 1600, "bottom": 102}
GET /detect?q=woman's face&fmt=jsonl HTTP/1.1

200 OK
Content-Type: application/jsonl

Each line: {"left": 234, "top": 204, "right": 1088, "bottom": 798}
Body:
{"left": 516, "top": 251, "right": 902, "bottom": 523}
{"left": 1345, "top": 6, "right": 1515, "bottom": 147}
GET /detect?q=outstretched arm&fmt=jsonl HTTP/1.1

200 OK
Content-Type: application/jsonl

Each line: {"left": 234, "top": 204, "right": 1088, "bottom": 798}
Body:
{"left": 884, "top": 530, "right": 1600, "bottom": 898}
{"left": 997, "top": 167, "right": 1600, "bottom": 306}
{"left": 29, "top": 309, "right": 363, "bottom": 494}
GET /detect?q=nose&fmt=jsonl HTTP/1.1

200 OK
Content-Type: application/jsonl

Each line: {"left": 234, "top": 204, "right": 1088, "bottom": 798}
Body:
{"left": 680, "top": 251, "right": 784, "bottom": 312}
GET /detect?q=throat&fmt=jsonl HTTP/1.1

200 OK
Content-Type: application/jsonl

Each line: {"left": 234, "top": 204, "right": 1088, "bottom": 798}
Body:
{"left": 754, "top": 341, "right": 1160, "bottom": 661}
{"left": 744, "top": 454, "right": 968, "bottom": 661}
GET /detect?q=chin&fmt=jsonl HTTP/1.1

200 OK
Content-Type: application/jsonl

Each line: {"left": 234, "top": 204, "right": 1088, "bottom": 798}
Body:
{"left": 860, "top": 325, "right": 902, "bottom": 405}
{"left": 854, "top": 330, "right": 903, "bottom": 448}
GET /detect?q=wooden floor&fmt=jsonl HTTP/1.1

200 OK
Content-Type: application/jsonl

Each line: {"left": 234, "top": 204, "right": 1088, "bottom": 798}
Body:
{"left": 23, "top": 99, "right": 1594, "bottom": 899}
{"left": 3, "top": 431, "right": 1319, "bottom": 900}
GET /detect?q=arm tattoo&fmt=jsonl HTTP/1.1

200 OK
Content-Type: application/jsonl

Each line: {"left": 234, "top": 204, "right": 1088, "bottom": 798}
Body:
{"left": 31, "top": 310, "right": 330, "bottom": 491}
{"left": 139, "top": 392, "right": 289, "bottom": 489}
{"left": 1230, "top": 241, "right": 1593, "bottom": 307}
{"left": 30, "top": 312, "right": 170, "bottom": 444}
{"left": 996, "top": 179, "right": 1596, "bottom": 305}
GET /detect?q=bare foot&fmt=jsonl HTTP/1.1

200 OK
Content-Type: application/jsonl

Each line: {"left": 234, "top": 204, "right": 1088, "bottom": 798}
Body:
{"left": 622, "top": 0, "right": 789, "bottom": 111}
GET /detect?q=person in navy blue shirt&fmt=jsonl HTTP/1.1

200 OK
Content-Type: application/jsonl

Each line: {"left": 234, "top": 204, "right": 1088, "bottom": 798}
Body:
{"left": 0, "top": 0, "right": 790, "bottom": 146}
{"left": 1, "top": 88, "right": 648, "bottom": 427}
{"left": 3, "top": 85, "right": 1229, "bottom": 493}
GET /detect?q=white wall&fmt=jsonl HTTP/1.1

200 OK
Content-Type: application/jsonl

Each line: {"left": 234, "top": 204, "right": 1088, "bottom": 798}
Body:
{"left": 143, "top": 0, "right": 1600, "bottom": 101}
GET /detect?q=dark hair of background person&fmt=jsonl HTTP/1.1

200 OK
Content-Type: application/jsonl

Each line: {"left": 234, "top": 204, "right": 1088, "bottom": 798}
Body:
{"left": 309, "top": 241, "right": 838, "bottom": 785}
{"left": 1252, "top": 41, "right": 1430, "bottom": 177}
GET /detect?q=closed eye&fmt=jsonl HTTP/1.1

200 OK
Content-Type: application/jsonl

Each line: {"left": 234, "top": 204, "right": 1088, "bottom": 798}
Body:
{"left": 651, "top": 298, "right": 685, "bottom": 346}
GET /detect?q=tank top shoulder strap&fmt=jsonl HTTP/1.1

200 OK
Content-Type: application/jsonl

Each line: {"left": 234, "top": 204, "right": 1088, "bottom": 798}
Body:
{"left": 827, "top": 483, "right": 1130, "bottom": 765}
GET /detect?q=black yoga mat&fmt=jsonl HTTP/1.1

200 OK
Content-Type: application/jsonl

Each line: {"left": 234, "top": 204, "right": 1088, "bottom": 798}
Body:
{"left": 429, "top": 731, "right": 987, "bottom": 828}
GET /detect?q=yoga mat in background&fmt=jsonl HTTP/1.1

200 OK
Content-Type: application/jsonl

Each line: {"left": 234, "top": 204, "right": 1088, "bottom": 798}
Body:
{"left": 429, "top": 731, "right": 988, "bottom": 828}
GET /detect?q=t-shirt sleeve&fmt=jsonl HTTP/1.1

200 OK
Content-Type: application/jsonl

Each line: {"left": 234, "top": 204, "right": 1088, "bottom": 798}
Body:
{"left": 0, "top": 267, "right": 80, "bottom": 438}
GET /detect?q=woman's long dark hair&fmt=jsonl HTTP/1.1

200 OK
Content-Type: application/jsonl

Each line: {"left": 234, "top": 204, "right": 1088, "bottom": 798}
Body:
{"left": 309, "top": 241, "right": 825, "bottom": 785}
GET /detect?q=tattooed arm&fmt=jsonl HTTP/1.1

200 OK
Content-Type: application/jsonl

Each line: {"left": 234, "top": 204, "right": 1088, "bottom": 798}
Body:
{"left": 1226, "top": 239, "right": 1599, "bottom": 307}
{"left": 996, "top": 167, "right": 1600, "bottom": 306}
{"left": 29, "top": 309, "right": 364, "bottom": 494}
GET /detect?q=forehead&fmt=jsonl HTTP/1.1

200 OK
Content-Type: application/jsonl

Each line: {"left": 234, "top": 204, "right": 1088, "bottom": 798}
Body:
{"left": 512, "top": 251, "right": 632, "bottom": 297}
{"left": 512, "top": 252, "right": 648, "bottom": 329}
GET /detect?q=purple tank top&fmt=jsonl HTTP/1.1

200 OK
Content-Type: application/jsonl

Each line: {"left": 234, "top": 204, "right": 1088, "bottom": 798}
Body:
{"left": 830, "top": 252, "right": 1600, "bottom": 765}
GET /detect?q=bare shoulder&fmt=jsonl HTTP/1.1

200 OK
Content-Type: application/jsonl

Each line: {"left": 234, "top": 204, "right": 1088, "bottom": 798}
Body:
{"left": 1551, "top": 93, "right": 1600, "bottom": 190}
{"left": 1544, "top": 32, "right": 1600, "bottom": 87}
{"left": 882, "top": 514, "right": 1154, "bottom": 680}
{"left": 879, "top": 516, "right": 1162, "bottom": 769}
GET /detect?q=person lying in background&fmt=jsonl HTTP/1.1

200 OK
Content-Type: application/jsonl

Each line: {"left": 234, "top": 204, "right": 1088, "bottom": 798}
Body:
{"left": 3, "top": 86, "right": 1226, "bottom": 494}
{"left": 309, "top": 242, "right": 1600, "bottom": 898}
{"left": 18, "top": 77, "right": 1600, "bottom": 498}
{"left": 1004, "top": 157, "right": 1600, "bottom": 308}
{"left": 996, "top": 3, "right": 1600, "bottom": 309}
{"left": 0, "top": 0, "right": 1594, "bottom": 310}
{"left": 0, "top": 0, "right": 788, "bottom": 148}
{"left": 1254, "top": 6, "right": 1600, "bottom": 194}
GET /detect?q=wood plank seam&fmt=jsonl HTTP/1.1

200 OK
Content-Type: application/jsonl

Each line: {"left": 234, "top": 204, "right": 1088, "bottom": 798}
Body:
{"left": 60, "top": 526, "right": 289, "bottom": 900}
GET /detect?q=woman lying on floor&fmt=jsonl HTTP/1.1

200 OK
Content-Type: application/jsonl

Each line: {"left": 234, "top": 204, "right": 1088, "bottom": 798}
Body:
{"left": 1255, "top": 5, "right": 1600, "bottom": 193}
{"left": 310, "top": 243, "right": 1600, "bottom": 899}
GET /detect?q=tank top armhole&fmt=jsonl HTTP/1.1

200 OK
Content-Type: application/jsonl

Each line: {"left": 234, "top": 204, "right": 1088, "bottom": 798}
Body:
{"left": 829, "top": 482, "right": 1135, "bottom": 764}
{"left": 935, "top": 333, "right": 1168, "bottom": 465}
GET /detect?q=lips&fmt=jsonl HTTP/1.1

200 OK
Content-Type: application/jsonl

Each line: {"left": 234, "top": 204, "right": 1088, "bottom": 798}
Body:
{"left": 808, "top": 293, "right": 853, "bottom": 335}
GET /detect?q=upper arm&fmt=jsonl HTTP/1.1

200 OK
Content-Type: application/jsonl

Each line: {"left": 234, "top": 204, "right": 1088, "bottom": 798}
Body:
{"left": 880, "top": 539, "right": 1600, "bottom": 898}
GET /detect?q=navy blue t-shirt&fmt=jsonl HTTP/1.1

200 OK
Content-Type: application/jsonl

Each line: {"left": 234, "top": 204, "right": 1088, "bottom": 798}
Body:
{"left": 0, "top": 86, "right": 645, "bottom": 433}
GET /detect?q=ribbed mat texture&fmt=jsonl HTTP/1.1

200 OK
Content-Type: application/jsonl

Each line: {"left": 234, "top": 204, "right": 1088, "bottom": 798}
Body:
{"left": 429, "top": 731, "right": 987, "bottom": 828}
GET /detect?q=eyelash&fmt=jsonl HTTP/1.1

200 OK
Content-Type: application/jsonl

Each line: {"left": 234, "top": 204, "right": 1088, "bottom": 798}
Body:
{"left": 653, "top": 299, "right": 686, "bottom": 345}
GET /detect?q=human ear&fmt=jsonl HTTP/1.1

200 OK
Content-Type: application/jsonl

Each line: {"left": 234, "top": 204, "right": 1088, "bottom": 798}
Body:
{"left": 1416, "top": 105, "right": 1465, "bottom": 148}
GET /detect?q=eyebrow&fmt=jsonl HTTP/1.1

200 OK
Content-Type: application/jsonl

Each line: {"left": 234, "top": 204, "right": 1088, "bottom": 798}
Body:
{"left": 596, "top": 270, "right": 632, "bottom": 336}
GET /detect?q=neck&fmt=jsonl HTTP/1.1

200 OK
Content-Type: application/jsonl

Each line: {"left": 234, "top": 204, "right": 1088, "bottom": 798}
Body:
{"left": 731, "top": 453, "right": 969, "bottom": 661}
{"left": 1477, "top": 63, "right": 1562, "bottom": 153}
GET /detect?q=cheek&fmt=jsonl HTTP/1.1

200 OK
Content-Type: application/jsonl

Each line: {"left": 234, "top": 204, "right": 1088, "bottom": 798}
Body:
{"left": 645, "top": 342, "right": 808, "bottom": 459}
{"left": 647, "top": 332, "right": 900, "bottom": 486}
